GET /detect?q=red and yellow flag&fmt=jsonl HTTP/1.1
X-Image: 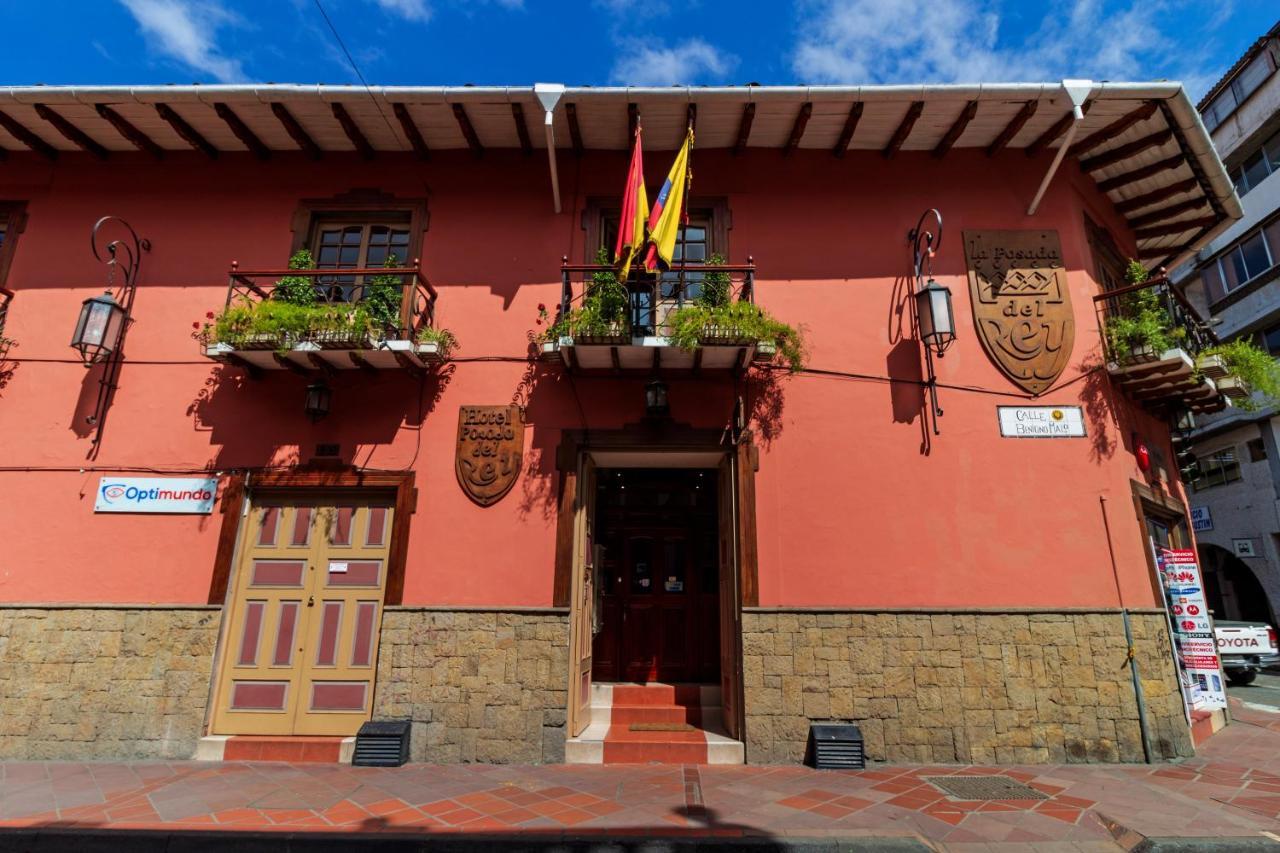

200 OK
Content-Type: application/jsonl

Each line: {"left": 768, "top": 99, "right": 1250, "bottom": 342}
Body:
{"left": 644, "top": 127, "right": 693, "bottom": 272}
{"left": 614, "top": 124, "right": 649, "bottom": 281}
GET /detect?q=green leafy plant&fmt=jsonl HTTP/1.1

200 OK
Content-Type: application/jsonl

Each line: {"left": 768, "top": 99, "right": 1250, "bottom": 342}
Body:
{"left": 362, "top": 253, "right": 406, "bottom": 335}
{"left": 1203, "top": 338, "right": 1280, "bottom": 411}
{"left": 417, "top": 325, "right": 458, "bottom": 358}
{"left": 274, "top": 249, "right": 319, "bottom": 307}
{"left": 667, "top": 300, "right": 807, "bottom": 372}
{"left": 542, "top": 247, "right": 630, "bottom": 342}
{"left": 1103, "top": 259, "right": 1185, "bottom": 361}
{"left": 697, "top": 253, "right": 731, "bottom": 309}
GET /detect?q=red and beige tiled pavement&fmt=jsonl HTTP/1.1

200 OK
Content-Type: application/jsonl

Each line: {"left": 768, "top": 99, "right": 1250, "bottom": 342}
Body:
{"left": 2, "top": 702, "right": 1280, "bottom": 850}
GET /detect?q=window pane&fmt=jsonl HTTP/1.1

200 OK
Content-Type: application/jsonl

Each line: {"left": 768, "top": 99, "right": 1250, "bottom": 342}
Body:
{"left": 1242, "top": 150, "right": 1270, "bottom": 193}
{"left": 1265, "top": 324, "right": 1280, "bottom": 355}
{"left": 1264, "top": 219, "right": 1280, "bottom": 269}
{"left": 1240, "top": 231, "right": 1271, "bottom": 280}
{"left": 1202, "top": 261, "right": 1225, "bottom": 304}
{"left": 1225, "top": 247, "right": 1246, "bottom": 290}
{"left": 1232, "top": 165, "right": 1249, "bottom": 195}
{"left": 1266, "top": 131, "right": 1280, "bottom": 172}
{"left": 1235, "top": 52, "right": 1274, "bottom": 102}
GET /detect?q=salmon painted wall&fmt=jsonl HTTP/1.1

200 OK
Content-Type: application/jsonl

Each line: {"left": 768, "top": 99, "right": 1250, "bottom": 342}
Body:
{"left": 0, "top": 147, "right": 1184, "bottom": 609}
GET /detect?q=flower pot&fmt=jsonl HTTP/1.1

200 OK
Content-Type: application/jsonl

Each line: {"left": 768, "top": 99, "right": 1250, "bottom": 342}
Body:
{"left": 417, "top": 340, "right": 446, "bottom": 364}
{"left": 233, "top": 332, "right": 287, "bottom": 351}
{"left": 1196, "top": 353, "right": 1229, "bottom": 380}
{"left": 572, "top": 322, "right": 630, "bottom": 345}
{"left": 1215, "top": 375, "right": 1250, "bottom": 399}
{"left": 700, "top": 324, "right": 753, "bottom": 346}
{"left": 539, "top": 340, "right": 561, "bottom": 362}
{"left": 1124, "top": 342, "right": 1158, "bottom": 364}
{"left": 753, "top": 341, "right": 777, "bottom": 362}
{"left": 306, "top": 329, "right": 373, "bottom": 350}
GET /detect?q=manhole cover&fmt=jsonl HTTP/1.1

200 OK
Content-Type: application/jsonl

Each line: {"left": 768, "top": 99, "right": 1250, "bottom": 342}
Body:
{"left": 922, "top": 775, "right": 1049, "bottom": 801}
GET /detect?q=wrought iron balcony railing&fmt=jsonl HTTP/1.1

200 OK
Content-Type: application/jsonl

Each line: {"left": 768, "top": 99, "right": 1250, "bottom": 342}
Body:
{"left": 1092, "top": 273, "right": 1217, "bottom": 364}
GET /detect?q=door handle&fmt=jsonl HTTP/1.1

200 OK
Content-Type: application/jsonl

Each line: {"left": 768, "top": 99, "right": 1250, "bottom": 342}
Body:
{"left": 307, "top": 596, "right": 315, "bottom": 607}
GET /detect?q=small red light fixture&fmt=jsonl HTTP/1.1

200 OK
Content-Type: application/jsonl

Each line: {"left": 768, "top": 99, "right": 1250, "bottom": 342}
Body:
{"left": 1135, "top": 439, "right": 1151, "bottom": 472}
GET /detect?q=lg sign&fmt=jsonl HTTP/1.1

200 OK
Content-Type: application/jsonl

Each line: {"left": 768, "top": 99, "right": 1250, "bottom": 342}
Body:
{"left": 94, "top": 477, "right": 218, "bottom": 514}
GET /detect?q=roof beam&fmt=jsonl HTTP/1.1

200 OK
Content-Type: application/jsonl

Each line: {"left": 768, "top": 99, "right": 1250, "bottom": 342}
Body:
{"left": 1067, "top": 101, "right": 1157, "bottom": 158}
{"left": 733, "top": 102, "right": 755, "bottom": 156}
{"left": 1027, "top": 100, "right": 1092, "bottom": 157}
{"left": 1078, "top": 128, "right": 1173, "bottom": 172}
{"left": 564, "top": 102, "right": 583, "bottom": 157}
{"left": 1097, "top": 153, "right": 1185, "bottom": 193}
{"left": 330, "top": 103, "right": 374, "bottom": 160}
{"left": 391, "top": 103, "right": 429, "bottom": 160}
{"left": 214, "top": 103, "right": 270, "bottom": 160}
{"left": 0, "top": 109, "right": 58, "bottom": 160}
{"left": 932, "top": 100, "right": 977, "bottom": 158}
{"left": 1152, "top": 223, "right": 1217, "bottom": 269}
{"left": 95, "top": 104, "right": 163, "bottom": 159}
{"left": 883, "top": 101, "right": 923, "bottom": 159}
{"left": 270, "top": 103, "right": 322, "bottom": 159}
{"left": 155, "top": 103, "right": 217, "bottom": 158}
{"left": 986, "top": 100, "right": 1037, "bottom": 157}
{"left": 832, "top": 102, "right": 863, "bottom": 157}
{"left": 511, "top": 102, "right": 533, "bottom": 155}
{"left": 1133, "top": 215, "right": 1218, "bottom": 241}
{"left": 1113, "top": 177, "right": 1199, "bottom": 214}
{"left": 784, "top": 102, "right": 812, "bottom": 156}
{"left": 34, "top": 104, "right": 107, "bottom": 159}
{"left": 272, "top": 352, "right": 310, "bottom": 376}
{"left": 452, "top": 103, "right": 483, "bottom": 157}
{"left": 1127, "top": 197, "right": 1210, "bottom": 228}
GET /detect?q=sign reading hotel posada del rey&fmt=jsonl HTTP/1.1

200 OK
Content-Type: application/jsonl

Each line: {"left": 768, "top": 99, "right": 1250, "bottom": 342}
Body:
{"left": 963, "top": 230, "right": 1075, "bottom": 395}
{"left": 455, "top": 405, "right": 524, "bottom": 506}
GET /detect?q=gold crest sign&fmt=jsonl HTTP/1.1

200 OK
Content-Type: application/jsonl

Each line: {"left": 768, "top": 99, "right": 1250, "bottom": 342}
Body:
{"left": 456, "top": 405, "right": 524, "bottom": 507}
{"left": 962, "top": 230, "right": 1075, "bottom": 395}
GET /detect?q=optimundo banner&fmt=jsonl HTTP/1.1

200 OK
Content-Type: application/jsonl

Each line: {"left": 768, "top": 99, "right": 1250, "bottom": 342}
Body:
{"left": 94, "top": 477, "right": 218, "bottom": 514}
{"left": 1157, "top": 547, "right": 1228, "bottom": 712}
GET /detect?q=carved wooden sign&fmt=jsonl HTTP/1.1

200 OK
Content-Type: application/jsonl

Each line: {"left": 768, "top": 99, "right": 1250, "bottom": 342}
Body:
{"left": 962, "top": 230, "right": 1075, "bottom": 395}
{"left": 456, "top": 405, "right": 524, "bottom": 507}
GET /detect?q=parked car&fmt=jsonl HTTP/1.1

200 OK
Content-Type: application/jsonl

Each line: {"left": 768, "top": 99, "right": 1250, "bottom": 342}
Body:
{"left": 1215, "top": 620, "right": 1279, "bottom": 685}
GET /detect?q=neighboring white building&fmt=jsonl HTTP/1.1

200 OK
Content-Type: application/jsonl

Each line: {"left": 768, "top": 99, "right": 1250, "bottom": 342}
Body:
{"left": 1175, "top": 20, "right": 1280, "bottom": 626}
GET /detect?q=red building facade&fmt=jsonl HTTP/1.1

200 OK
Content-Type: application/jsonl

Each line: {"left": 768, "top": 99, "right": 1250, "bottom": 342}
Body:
{"left": 0, "top": 82, "right": 1241, "bottom": 765}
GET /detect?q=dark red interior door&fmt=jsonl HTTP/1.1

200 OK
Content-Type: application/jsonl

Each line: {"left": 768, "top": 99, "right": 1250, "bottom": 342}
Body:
{"left": 591, "top": 469, "right": 720, "bottom": 683}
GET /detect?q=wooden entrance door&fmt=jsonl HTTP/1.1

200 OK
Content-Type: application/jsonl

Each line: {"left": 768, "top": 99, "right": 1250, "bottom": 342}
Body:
{"left": 211, "top": 496, "right": 394, "bottom": 736}
{"left": 568, "top": 458, "right": 597, "bottom": 738}
{"left": 592, "top": 469, "right": 720, "bottom": 683}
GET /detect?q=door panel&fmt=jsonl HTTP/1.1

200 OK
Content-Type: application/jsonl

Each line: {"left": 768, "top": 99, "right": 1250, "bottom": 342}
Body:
{"left": 568, "top": 459, "right": 597, "bottom": 737}
{"left": 718, "top": 456, "right": 742, "bottom": 739}
{"left": 212, "top": 497, "right": 394, "bottom": 736}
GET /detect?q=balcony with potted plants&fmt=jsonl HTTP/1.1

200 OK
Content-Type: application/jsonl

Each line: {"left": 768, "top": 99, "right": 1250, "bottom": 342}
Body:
{"left": 198, "top": 250, "right": 455, "bottom": 375}
{"left": 1095, "top": 262, "right": 1226, "bottom": 416}
{"left": 542, "top": 250, "right": 802, "bottom": 373}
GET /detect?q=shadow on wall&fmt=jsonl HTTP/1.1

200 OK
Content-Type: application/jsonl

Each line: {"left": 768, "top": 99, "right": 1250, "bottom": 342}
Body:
{"left": 886, "top": 271, "right": 931, "bottom": 456}
{"left": 186, "top": 363, "right": 452, "bottom": 473}
{"left": 512, "top": 357, "right": 571, "bottom": 522}
{"left": 1075, "top": 356, "right": 1119, "bottom": 464}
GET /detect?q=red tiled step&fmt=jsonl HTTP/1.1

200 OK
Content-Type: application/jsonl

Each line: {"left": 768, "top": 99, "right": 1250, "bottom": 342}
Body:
{"left": 222, "top": 736, "right": 345, "bottom": 763}
{"left": 610, "top": 684, "right": 703, "bottom": 706}
{"left": 601, "top": 724, "right": 708, "bottom": 764}
{"left": 610, "top": 704, "right": 704, "bottom": 725}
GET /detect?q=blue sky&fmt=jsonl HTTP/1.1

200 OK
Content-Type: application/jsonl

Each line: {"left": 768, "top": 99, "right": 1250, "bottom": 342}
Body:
{"left": 3, "top": 1, "right": 1275, "bottom": 100}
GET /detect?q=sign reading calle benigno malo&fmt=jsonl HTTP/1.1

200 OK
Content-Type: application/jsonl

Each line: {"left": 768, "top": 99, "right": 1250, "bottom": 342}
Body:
{"left": 455, "top": 405, "right": 524, "bottom": 507}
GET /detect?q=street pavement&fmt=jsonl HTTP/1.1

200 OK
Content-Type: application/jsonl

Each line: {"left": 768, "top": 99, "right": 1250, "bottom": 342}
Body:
{"left": 3, "top": 701, "right": 1280, "bottom": 851}
{"left": 1230, "top": 672, "right": 1280, "bottom": 713}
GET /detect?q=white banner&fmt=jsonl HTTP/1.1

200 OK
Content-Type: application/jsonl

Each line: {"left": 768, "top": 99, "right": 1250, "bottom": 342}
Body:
{"left": 1158, "top": 547, "right": 1228, "bottom": 712}
{"left": 94, "top": 477, "right": 218, "bottom": 514}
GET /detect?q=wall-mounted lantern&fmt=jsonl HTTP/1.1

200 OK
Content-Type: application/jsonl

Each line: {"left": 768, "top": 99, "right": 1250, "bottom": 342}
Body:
{"left": 74, "top": 216, "right": 150, "bottom": 451}
{"left": 645, "top": 377, "right": 669, "bottom": 418}
{"left": 305, "top": 381, "right": 332, "bottom": 422}
{"left": 71, "top": 291, "right": 127, "bottom": 366}
{"left": 908, "top": 209, "right": 951, "bottom": 436}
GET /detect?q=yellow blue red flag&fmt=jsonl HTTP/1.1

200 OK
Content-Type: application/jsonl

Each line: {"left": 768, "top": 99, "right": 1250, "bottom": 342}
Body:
{"left": 614, "top": 124, "right": 649, "bottom": 281}
{"left": 644, "top": 127, "right": 694, "bottom": 272}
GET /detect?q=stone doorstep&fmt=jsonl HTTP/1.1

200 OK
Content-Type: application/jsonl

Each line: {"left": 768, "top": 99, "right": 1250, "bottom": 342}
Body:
{"left": 567, "top": 682, "right": 744, "bottom": 766}
{"left": 197, "top": 735, "right": 356, "bottom": 763}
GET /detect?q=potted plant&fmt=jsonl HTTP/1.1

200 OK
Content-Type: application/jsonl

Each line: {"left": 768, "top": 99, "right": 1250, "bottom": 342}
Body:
{"left": 1201, "top": 339, "right": 1280, "bottom": 409}
{"left": 1103, "top": 260, "right": 1184, "bottom": 364}
{"left": 540, "top": 248, "right": 630, "bottom": 348}
{"left": 666, "top": 299, "right": 806, "bottom": 372}
{"left": 417, "top": 325, "right": 458, "bottom": 363}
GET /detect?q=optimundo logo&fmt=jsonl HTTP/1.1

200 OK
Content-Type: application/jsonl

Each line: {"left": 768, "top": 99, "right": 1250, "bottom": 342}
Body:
{"left": 95, "top": 477, "right": 218, "bottom": 514}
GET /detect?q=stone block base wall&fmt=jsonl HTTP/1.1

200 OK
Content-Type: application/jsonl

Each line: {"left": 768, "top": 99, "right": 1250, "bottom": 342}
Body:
{"left": 742, "top": 610, "right": 1192, "bottom": 765}
{"left": 373, "top": 608, "right": 569, "bottom": 764}
{"left": 0, "top": 607, "right": 219, "bottom": 760}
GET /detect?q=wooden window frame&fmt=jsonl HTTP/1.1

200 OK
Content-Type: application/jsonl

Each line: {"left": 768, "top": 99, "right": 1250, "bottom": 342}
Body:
{"left": 289, "top": 189, "right": 428, "bottom": 264}
{"left": 1084, "top": 215, "right": 1127, "bottom": 294}
{"left": 582, "top": 196, "right": 731, "bottom": 263}
{"left": 209, "top": 468, "right": 417, "bottom": 606}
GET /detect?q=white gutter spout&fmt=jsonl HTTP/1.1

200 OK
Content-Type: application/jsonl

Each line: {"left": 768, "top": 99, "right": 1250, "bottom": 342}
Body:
{"left": 1026, "top": 80, "right": 1092, "bottom": 216}
{"left": 534, "top": 83, "right": 566, "bottom": 214}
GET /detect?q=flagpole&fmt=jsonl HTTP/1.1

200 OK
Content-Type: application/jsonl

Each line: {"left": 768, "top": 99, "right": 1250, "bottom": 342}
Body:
{"left": 676, "top": 122, "right": 694, "bottom": 310}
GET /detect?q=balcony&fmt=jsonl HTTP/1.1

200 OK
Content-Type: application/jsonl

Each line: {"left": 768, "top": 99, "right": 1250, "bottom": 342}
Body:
{"left": 1094, "top": 274, "right": 1227, "bottom": 416}
{"left": 544, "top": 259, "right": 771, "bottom": 372}
{"left": 201, "top": 262, "right": 443, "bottom": 375}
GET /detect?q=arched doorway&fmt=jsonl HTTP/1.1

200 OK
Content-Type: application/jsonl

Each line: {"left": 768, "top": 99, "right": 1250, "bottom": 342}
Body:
{"left": 1199, "top": 543, "right": 1276, "bottom": 625}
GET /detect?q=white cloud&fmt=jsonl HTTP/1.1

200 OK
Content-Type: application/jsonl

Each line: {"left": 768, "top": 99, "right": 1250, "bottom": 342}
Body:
{"left": 612, "top": 38, "right": 738, "bottom": 85}
{"left": 791, "top": 0, "right": 1218, "bottom": 92}
{"left": 373, "top": 0, "right": 431, "bottom": 21}
{"left": 118, "top": 0, "right": 246, "bottom": 83}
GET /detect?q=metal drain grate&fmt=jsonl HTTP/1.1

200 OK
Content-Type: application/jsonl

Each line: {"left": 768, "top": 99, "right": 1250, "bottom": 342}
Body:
{"left": 922, "top": 775, "right": 1049, "bottom": 801}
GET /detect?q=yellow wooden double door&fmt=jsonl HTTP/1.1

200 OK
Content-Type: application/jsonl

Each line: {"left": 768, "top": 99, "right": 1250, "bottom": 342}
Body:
{"left": 211, "top": 496, "right": 393, "bottom": 736}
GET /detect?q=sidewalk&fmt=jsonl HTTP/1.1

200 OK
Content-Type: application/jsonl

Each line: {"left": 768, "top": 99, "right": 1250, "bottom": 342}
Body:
{"left": 2, "top": 702, "right": 1279, "bottom": 851}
